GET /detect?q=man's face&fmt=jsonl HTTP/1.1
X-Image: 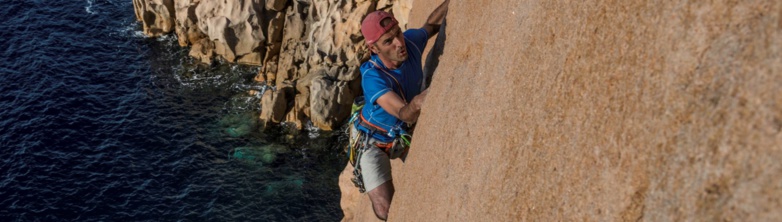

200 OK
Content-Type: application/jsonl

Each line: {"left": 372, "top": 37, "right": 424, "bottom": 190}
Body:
{"left": 370, "top": 26, "right": 408, "bottom": 64}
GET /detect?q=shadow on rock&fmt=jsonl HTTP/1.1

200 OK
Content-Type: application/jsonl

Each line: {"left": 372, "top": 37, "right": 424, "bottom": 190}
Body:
{"left": 423, "top": 18, "right": 447, "bottom": 89}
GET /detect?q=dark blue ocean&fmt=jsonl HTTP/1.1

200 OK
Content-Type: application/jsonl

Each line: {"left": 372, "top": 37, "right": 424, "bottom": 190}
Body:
{"left": 0, "top": 0, "right": 346, "bottom": 221}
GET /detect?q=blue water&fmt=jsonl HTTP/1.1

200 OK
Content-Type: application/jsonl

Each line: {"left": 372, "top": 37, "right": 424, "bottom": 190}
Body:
{"left": 0, "top": 1, "right": 345, "bottom": 221}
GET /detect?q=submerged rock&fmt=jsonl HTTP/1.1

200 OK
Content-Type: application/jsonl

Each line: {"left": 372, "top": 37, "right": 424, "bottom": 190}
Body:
{"left": 219, "top": 112, "right": 258, "bottom": 138}
{"left": 230, "top": 144, "right": 290, "bottom": 164}
{"left": 263, "top": 176, "right": 305, "bottom": 195}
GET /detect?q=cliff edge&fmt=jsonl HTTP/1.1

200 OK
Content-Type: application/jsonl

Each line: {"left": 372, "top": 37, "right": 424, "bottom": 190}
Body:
{"left": 133, "top": 0, "right": 415, "bottom": 131}
{"left": 343, "top": 0, "right": 782, "bottom": 221}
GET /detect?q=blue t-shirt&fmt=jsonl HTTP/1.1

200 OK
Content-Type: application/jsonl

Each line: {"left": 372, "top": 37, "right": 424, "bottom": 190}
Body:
{"left": 356, "top": 28, "right": 429, "bottom": 142}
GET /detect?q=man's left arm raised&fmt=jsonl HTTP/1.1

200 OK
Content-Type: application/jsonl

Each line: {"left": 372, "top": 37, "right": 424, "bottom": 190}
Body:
{"left": 421, "top": 0, "right": 450, "bottom": 39}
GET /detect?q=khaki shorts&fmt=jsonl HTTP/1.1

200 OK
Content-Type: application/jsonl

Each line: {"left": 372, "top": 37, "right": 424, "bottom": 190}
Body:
{"left": 359, "top": 139, "right": 392, "bottom": 192}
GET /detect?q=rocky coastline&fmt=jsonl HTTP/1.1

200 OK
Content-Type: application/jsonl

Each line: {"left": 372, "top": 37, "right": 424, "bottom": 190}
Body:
{"left": 133, "top": 0, "right": 413, "bottom": 131}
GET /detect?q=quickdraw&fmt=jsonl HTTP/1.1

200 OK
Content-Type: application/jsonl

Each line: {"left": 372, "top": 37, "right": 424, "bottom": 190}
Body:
{"left": 346, "top": 96, "right": 365, "bottom": 166}
{"left": 346, "top": 96, "right": 368, "bottom": 193}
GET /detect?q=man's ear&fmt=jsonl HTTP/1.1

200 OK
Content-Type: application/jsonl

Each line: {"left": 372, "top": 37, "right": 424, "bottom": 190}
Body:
{"left": 367, "top": 43, "right": 377, "bottom": 54}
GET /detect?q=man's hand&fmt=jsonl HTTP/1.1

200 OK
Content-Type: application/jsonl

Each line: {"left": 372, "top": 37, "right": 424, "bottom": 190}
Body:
{"left": 376, "top": 89, "right": 429, "bottom": 124}
{"left": 410, "top": 89, "right": 429, "bottom": 111}
{"left": 422, "top": 0, "right": 449, "bottom": 38}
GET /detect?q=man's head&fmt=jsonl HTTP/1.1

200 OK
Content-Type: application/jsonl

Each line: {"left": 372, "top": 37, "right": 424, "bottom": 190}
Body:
{"left": 361, "top": 11, "right": 408, "bottom": 67}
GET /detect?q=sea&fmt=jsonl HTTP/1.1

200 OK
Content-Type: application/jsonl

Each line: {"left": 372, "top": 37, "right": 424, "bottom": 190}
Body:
{"left": 0, "top": 0, "right": 346, "bottom": 221}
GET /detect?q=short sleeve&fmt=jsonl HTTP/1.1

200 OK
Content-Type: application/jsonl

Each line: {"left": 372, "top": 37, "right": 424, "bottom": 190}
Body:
{"left": 403, "top": 28, "right": 428, "bottom": 55}
{"left": 361, "top": 67, "right": 392, "bottom": 105}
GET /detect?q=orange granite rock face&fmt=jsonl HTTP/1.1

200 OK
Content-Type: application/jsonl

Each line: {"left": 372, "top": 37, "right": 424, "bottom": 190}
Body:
{"left": 344, "top": 0, "right": 782, "bottom": 221}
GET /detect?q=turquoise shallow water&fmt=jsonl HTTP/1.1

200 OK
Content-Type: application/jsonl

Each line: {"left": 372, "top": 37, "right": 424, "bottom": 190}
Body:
{"left": 0, "top": 0, "right": 345, "bottom": 221}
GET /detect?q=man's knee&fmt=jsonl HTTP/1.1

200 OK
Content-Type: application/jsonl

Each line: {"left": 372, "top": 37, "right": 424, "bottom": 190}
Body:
{"left": 368, "top": 180, "right": 394, "bottom": 220}
{"left": 372, "top": 201, "right": 390, "bottom": 220}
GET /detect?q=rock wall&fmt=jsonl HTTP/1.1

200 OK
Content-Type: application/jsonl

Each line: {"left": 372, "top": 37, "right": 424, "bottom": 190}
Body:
{"left": 342, "top": 0, "right": 782, "bottom": 221}
{"left": 134, "top": 0, "right": 413, "bottom": 130}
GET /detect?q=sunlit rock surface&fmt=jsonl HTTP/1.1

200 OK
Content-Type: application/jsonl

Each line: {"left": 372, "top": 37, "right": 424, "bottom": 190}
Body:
{"left": 383, "top": 0, "right": 782, "bottom": 221}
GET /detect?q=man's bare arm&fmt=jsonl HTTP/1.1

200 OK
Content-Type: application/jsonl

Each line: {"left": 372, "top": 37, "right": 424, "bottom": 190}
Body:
{"left": 376, "top": 90, "right": 428, "bottom": 124}
{"left": 421, "top": 0, "right": 449, "bottom": 38}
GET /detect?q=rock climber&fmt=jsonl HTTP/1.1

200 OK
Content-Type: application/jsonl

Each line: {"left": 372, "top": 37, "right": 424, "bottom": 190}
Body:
{"left": 352, "top": 0, "right": 449, "bottom": 220}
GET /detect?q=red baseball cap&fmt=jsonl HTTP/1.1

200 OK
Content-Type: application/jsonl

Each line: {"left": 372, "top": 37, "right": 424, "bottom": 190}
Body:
{"left": 361, "top": 11, "right": 398, "bottom": 45}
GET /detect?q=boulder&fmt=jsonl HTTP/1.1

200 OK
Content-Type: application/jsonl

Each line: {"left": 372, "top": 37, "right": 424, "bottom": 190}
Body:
{"left": 295, "top": 70, "right": 318, "bottom": 118}
{"left": 195, "top": 0, "right": 265, "bottom": 64}
{"left": 134, "top": 0, "right": 176, "bottom": 37}
{"left": 174, "top": 0, "right": 206, "bottom": 46}
{"left": 309, "top": 69, "right": 353, "bottom": 130}
{"left": 260, "top": 85, "right": 289, "bottom": 127}
{"left": 188, "top": 38, "right": 214, "bottom": 64}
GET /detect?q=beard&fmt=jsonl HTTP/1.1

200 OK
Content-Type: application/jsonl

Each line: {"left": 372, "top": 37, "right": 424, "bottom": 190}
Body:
{"left": 391, "top": 47, "right": 408, "bottom": 62}
{"left": 372, "top": 42, "right": 408, "bottom": 68}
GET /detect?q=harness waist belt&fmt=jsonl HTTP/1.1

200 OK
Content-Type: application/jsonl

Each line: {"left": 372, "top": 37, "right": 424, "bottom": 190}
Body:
{"left": 358, "top": 119, "right": 383, "bottom": 134}
{"left": 356, "top": 114, "right": 396, "bottom": 152}
{"left": 358, "top": 121, "right": 393, "bottom": 147}
{"left": 358, "top": 113, "right": 388, "bottom": 133}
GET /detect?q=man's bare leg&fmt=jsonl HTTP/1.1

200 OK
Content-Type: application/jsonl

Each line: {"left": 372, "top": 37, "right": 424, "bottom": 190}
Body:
{"left": 368, "top": 180, "right": 395, "bottom": 220}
